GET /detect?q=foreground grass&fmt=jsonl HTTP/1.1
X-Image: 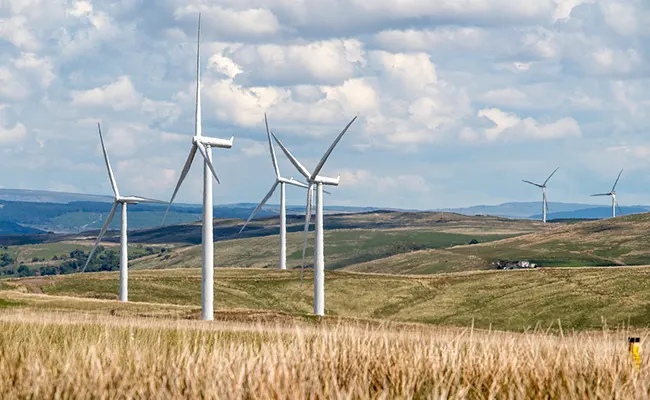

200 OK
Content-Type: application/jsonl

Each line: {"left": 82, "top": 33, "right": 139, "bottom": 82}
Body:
{"left": 0, "top": 311, "right": 646, "bottom": 398}
{"left": 5, "top": 267, "right": 650, "bottom": 331}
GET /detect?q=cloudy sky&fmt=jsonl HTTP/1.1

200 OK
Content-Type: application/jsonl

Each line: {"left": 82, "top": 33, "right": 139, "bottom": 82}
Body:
{"left": 1, "top": 0, "right": 650, "bottom": 209}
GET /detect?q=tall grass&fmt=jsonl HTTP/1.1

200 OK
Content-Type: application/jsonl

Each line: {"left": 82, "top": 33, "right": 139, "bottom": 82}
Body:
{"left": 0, "top": 312, "right": 647, "bottom": 398}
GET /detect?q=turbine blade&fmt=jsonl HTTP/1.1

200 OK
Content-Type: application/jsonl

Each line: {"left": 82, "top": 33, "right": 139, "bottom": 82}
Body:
{"left": 522, "top": 180, "right": 543, "bottom": 188}
{"left": 127, "top": 196, "right": 168, "bottom": 204}
{"left": 81, "top": 201, "right": 118, "bottom": 272}
{"left": 196, "top": 142, "right": 220, "bottom": 184}
{"left": 285, "top": 178, "right": 309, "bottom": 189}
{"left": 239, "top": 181, "right": 279, "bottom": 234}
{"left": 591, "top": 193, "right": 611, "bottom": 197}
{"left": 611, "top": 168, "right": 623, "bottom": 192}
{"left": 616, "top": 201, "right": 624, "bottom": 216}
{"left": 311, "top": 116, "right": 357, "bottom": 180}
{"left": 543, "top": 167, "right": 560, "bottom": 186}
{"left": 300, "top": 183, "right": 314, "bottom": 287}
{"left": 194, "top": 13, "right": 202, "bottom": 138}
{"left": 162, "top": 145, "right": 197, "bottom": 226}
{"left": 265, "top": 114, "right": 280, "bottom": 178}
{"left": 97, "top": 123, "right": 119, "bottom": 197}
{"left": 271, "top": 132, "right": 311, "bottom": 179}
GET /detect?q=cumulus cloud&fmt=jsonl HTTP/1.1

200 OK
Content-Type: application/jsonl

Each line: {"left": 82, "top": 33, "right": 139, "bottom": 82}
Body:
{"left": 1, "top": 0, "right": 650, "bottom": 206}
{"left": 474, "top": 108, "right": 581, "bottom": 141}
{"left": 337, "top": 169, "right": 429, "bottom": 193}
{"left": 0, "top": 105, "right": 28, "bottom": 143}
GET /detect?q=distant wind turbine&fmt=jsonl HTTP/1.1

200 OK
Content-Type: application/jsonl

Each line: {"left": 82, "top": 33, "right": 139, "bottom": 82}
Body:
{"left": 522, "top": 167, "right": 559, "bottom": 223}
{"left": 238, "top": 114, "right": 312, "bottom": 270}
{"left": 162, "top": 13, "right": 234, "bottom": 321}
{"left": 82, "top": 123, "right": 166, "bottom": 302}
{"left": 272, "top": 116, "right": 358, "bottom": 317}
{"left": 591, "top": 169, "right": 624, "bottom": 218}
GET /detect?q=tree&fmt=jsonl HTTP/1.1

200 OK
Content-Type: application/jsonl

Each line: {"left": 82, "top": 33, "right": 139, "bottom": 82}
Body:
{"left": 17, "top": 265, "right": 34, "bottom": 277}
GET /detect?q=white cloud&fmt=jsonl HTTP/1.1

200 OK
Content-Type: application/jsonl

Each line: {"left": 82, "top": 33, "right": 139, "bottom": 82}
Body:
{"left": 1, "top": 0, "right": 649, "bottom": 207}
{"left": 11, "top": 53, "right": 55, "bottom": 88}
{"left": 174, "top": 5, "right": 281, "bottom": 38}
{"left": 476, "top": 108, "right": 581, "bottom": 141}
{"left": 600, "top": 1, "right": 638, "bottom": 36}
{"left": 240, "top": 139, "right": 267, "bottom": 157}
{"left": 0, "top": 68, "right": 31, "bottom": 101}
{"left": 0, "top": 105, "right": 28, "bottom": 143}
{"left": 71, "top": 75, "right": 142, "bottom": 110}
{"left": 337, "top": 168, "right": 429, "bottom": 193}
{"left": 482, "top": 88, "right": 529, "bottom": 106}
{"left": 374, "top": 28, "right": 487, "bottom": 52}
{"left": 0, "top": 15, "right": 40, "bottom": 51}
{"left": 553, "top": 0, "right": 594, "bottom": 21}
{"left": 227, "top": 39, "right": 364, "bottom": 85}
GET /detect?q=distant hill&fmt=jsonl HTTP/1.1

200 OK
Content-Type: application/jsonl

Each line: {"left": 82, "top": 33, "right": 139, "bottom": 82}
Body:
{"left": 2, "top": 188, "right": 649, "bottom": 234}
{"left": 0, "top": 221, "right": 47, "bottom": 235}
{"left": 538, "top": 206, "right": 650, "bottom": 220}
{"left": 0, "top": 189, "right": 114, "bottom": 204}
{"left": 0, "top": 189, "right": 388, "bottom": 234}
{"left": 439, "top": 202, "right": 650, "bottom": 220}
{"left": 437, "top": 202, "right": 601, "bottom": 219}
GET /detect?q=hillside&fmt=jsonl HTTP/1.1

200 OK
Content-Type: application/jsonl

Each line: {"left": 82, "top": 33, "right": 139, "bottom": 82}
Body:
{"left": 127, "top": 211, "right": 545, "bottom": 271}
{"left": 3, "top": 266, "right": 650, "bottom": 331}
{"left": 0, "top": 211, "right": 546, "bottom": 277}
{"left": 348, "top": 212, "right": 650, "bottom": 274}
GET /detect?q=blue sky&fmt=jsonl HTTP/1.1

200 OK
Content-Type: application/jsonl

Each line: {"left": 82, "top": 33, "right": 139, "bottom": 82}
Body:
{"left": 1, "top": 0, "right": 649, "bottom": 209}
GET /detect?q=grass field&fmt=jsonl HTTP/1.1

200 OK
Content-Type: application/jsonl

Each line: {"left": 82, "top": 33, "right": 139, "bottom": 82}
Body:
{"left": 350, "top": 213, "right": 650, "bottom": 274}
{"left": 0, "top": 311, "right": 646, "bottom": 398}
{"left": 4, "top": 266, "right": 650, "bottom": 332}
{"left": 131, "top": 229, "right": 514, "bottom": 272}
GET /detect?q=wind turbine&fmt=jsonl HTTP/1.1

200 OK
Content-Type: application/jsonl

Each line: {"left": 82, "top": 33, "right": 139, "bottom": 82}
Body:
{"left": 272, "top": 116, "right": 358, "bottom": 317}
{"left": 522, "top": 167, "right": 559, "bottom": 223}
{"left": 162, "top": 13, "right": 234, "bottom": 321}
{"left": 82, "top": 123, "right": 166, "bottom": 302}
{"left": 591, "top": 169, "right": 624, "bottom": 218}
{"left": 238, "top": 114, "right": 311, "bottom": 270}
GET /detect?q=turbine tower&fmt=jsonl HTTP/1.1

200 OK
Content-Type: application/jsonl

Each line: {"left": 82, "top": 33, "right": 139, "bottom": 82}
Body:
{"left": 272, "top": 116, "right": 357, "bottom": 316}
{"left": 591, "top": 169, "right": 624, "bottom": 218}
{"left": 522, "top": 167, "right": 559, "bottom": 223}
{"left": 82, "top": 123, "right": 166, "bottom": 302}
{"left": 162, "top": 13, "right": 234, "bottom": 321}
{"left": 238, "top": 114, "right": 310, "bottom": 270}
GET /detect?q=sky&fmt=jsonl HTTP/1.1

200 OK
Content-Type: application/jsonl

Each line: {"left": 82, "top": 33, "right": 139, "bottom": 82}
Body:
{"left": 1, "top": 0, "right": 650, "bottom": 210}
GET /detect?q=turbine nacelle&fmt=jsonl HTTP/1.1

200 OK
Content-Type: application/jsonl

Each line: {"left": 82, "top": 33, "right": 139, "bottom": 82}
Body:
{"left": 193, "top": 135, "right": 234, "bottom": 149}
{"left": 313, "top": 175, "right": 340, "bottom": 186}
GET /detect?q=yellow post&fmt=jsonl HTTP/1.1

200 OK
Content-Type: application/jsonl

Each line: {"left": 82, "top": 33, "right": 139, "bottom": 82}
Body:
{"left": 629, "top": 337, "right": 640, "bottom": 369}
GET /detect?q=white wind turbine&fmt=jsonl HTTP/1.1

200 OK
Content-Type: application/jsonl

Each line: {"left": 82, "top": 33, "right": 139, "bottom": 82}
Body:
{"left": 162, "top": 13, "right": 234, "bottom": 321}
{"left": 238, "top": 114, "right": 312, "bottom": 270}
{"left": 272, "top": 116, "right": 357, "bottom": 317}
{"left": 522, "top": 167, "right": 559, "bottom": 223}
{"left": 82, "top": 123, "right": 166, "bottom": 302}
{"left": 591, "top": 169, "right": 624, "bottom": 218}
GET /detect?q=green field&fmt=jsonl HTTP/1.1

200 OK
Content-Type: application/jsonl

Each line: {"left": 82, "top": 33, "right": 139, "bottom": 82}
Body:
{"left": 131, "top": 229, "right": 514, "bottom": 272}
{"left": 350, "top": 213, "right": 650, "bottom": 274}
{"left": 4, "top": 266, "right": 650, "bottom": 331}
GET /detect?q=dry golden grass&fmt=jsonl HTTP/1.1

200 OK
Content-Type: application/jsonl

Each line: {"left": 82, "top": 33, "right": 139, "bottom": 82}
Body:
{"left": 0, "top": 311, "right": 648, "bottom": 398}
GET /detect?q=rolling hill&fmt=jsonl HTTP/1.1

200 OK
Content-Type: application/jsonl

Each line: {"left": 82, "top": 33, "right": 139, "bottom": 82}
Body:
{"left": 0, "top": 211, "right": 547, "bottom": 277}
{"left": 1, "top": 189, "right": 648, "bottom": 235}
{"left": 125, "top": 211, "right": 546, "bottom": 271}
{"left": 2, "top": 266, "right": 650, "bottom": 331}
{"left": 348, "top": 212, "right": 650, "bottom": 274}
